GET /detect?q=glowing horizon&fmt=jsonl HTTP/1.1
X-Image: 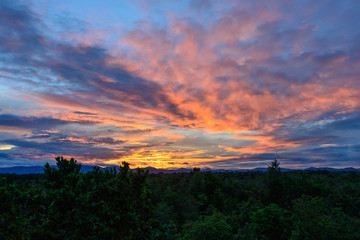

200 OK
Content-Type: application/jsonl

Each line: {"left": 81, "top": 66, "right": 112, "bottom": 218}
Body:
{"left": 1, "top": 0, "right": 360, "bottom": 169}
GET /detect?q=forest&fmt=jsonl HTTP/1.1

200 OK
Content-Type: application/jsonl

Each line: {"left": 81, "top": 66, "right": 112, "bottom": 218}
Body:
{"left": 1, "top": 157, "right": 360, "bottom": 240}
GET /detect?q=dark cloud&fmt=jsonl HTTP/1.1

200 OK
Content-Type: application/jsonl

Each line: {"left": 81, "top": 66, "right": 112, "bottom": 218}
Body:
{"left": 0, "top": 153, "right": 10, "bottom": 159}
{"left": 273, "top": 112, "right": 360, "bottom": 151}
{"left": 202, "top": 147, "right": 357, "bottom": 169}
{"left": 313, "top": 51, "right": 347, "bottom": 64}
{"left": 351, "top": 145, "right": 360, "bottom": 152}
{"left": 73, "top": 111, "right": 98, "bottom": 115}
{"left": 121, "top": 128, "right": 153, "bottom": 135}
{"left": 55, "top": 50, "right": 195, "bottom": 119}
{"left": 1, "top": 138, "right": 123, "bottom": 160}
{"left": 325, "top": 113, "right": 360, "bottom": 130}
{"left": 280, "top": 145, "right": 358, "bottom": 166}
{"left": 281, "top": 136, "right": 332, "bottom": 144}
{"left": 87, "top": 137, "right": 125, "bottom": 145}
{"left": 27, "top": 134, "right": 51, "bottom": 139}
{"left": 123, "top": 142, "right": 173, "bottom": 150}
{"left": 0, "top": 114, "right": 97, "bottom": 129}
{"left": 0, "top": 0, "right": 46, "bottom": 63}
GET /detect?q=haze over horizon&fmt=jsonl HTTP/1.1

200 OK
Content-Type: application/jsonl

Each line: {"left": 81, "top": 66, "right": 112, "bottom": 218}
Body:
{"left": 1, "top": 0, "right": 360, "bottom": 169}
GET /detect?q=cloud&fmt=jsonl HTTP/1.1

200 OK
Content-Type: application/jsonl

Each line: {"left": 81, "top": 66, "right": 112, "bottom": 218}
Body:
{"left": 0, "top": 0, "right": 360, "bottom": 168}
{"left": 2, "top": 0, "right": 359, "bottom": 132}
{"left": 0, "top": 153, "right": 10, "bottom": 159}
{"left": 59, "top": 137, "right": 126, "bottom": 145}
{"left": 0, "top": 114, "right": 97, "bottom": 129}
{"left": 73, "top": 111, "right": 98, "bottom": 115}
{"left": 0, "top": 0, "right": 193, "bottom": 125}
{"left": 0, "top": 0, "right": 46, "bottom": 64}
{"left": 1, "top": 138, "right": 124, "bottom": 161}
{"left": 325, "top": 112, "right": 360, "bottom": 130}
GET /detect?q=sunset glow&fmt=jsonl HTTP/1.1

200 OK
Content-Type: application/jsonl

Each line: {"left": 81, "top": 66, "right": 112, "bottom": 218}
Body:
{"left": 1, "top": 0, "right": 360, "bottom": 169}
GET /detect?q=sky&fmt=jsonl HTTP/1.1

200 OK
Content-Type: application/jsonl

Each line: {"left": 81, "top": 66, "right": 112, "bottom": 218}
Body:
{"left": 0, "top": 0, "right": 360, "bottom": 169}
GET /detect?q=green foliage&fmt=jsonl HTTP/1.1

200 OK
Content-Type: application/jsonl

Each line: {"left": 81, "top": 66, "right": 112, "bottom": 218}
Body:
{"left": 249, "top": 203, "right": 288, "bottom": 240}
{"left": 182, "top": 212, "right": 233, "bottom": 240}
{"left": 43, "top": 156, "right": 82, "bottom": 189}
{"left": 290, "top": 195, "right": 360, "bottom": 240}
{"left": 1, "top": 158, "right": 360, "bottom": 239}
{"left": 1, "top": 157, "right": 155, "bottom": 239}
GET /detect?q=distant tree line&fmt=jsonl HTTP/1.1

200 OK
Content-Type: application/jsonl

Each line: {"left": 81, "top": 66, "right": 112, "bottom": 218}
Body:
{"left": 1, "top": 157, "right": 359, "bottom": 239}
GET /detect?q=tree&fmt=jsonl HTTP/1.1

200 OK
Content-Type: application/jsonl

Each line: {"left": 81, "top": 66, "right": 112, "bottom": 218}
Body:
{"left": 190, "top": 167, "right": 201, "bottom": 174}
{"left": 249, "top": 203, "right": 288, "bottom": 240}
{"left": 265, "top": 159, "right": 283, "bottom": 204}
{"left": 182, "top": 212, "right": 233, "bottom": 240}
{"left": 268, "top": 159, "right": 280, "bottom": 173}
{"left": 43, "top": 156, "right": 82, "bottom": 189}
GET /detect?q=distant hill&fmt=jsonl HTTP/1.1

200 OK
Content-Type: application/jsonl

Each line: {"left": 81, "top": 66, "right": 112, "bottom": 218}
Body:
{"left": 0, "top": 165, "right": 359, "bottom": 174}
{"left": 0, "top": 166, "right": 45, "bottom": 174}
{"left": 0, "top": 165, "right": 97, "bottom": 174}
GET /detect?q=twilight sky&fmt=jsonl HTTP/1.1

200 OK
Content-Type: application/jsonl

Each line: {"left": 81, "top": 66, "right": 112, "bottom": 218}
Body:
{"left": 1, "top": 0, "right": 360, "bottom": 169}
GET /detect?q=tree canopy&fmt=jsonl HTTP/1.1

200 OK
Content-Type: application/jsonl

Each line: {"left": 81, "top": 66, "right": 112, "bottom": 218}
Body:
{"left": 1, "top": 157, "right": 359, "bottom": 239}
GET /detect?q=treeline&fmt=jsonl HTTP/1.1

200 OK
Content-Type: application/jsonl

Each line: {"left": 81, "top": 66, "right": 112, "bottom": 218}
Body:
{"left": 1, "top": 157, "right": 360, "bottom": 239}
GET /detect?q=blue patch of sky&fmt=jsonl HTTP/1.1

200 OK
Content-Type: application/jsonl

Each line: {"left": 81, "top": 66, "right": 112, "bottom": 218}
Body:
{"left": 0, "top": 96, "right": 43, "bottom": 114}
{"left": 30, "top": 0, "right": 191, "bottom": 43}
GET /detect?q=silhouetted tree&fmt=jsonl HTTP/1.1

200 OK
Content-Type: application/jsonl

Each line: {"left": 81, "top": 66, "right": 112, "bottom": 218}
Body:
{"left": 265, "top": 159, "right": 283, "bottom": 204}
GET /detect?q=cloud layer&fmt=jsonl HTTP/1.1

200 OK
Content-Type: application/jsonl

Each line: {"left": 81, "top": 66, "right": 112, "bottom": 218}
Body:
{"left": 0, "top": 0, "right": 360, "bottom": 169}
